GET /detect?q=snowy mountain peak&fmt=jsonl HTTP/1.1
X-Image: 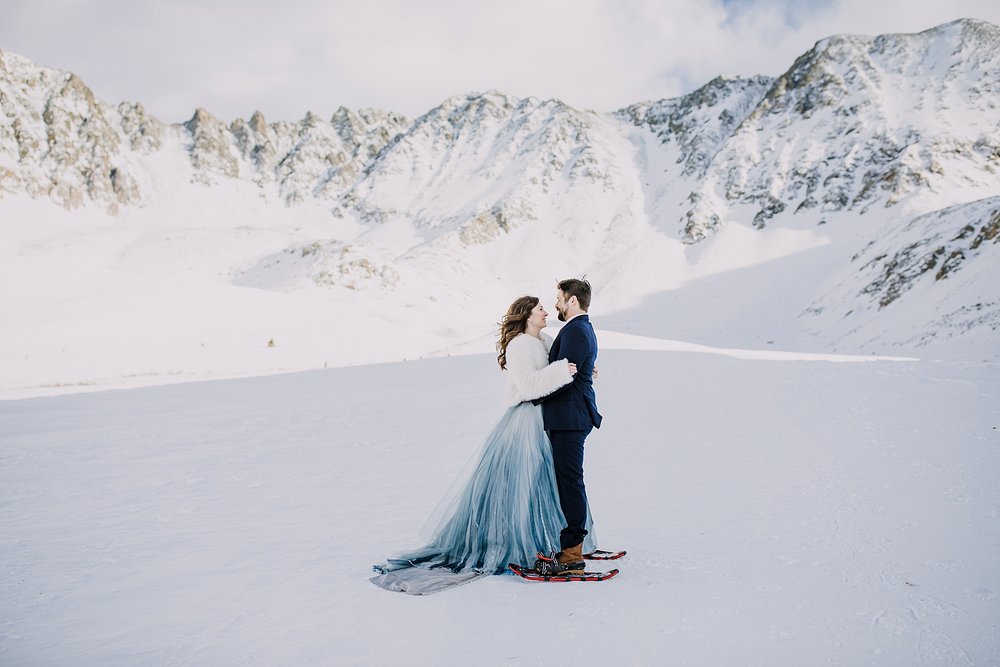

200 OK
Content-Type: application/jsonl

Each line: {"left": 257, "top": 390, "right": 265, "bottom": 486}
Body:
{"left": 656, "top": 19, "right": 1000, "bottom": 242}
{"left": 1, "top": 20, "right": 999, "bottom": 365}
{"left": 247, "top": 110, "right": 268, "bottom": 134}
{"left": 0, "top": 49, "right": 147, "bottom": 212}
{"left": 0, "top": 47, "right": 59, "bottom": 84}
{"left": 3, "top": 21, "right": 996, "bottom": 230}
{"left": 184, "top": 107, "right": 240, "bottom": 183}
{"left": 434, "top": 90, "right": 522, "bottom": 117}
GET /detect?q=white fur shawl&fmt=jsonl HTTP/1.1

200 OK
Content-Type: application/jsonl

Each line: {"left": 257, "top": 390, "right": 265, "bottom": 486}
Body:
{"left": 503, "top": 332, "right": 573, "bottom": 407}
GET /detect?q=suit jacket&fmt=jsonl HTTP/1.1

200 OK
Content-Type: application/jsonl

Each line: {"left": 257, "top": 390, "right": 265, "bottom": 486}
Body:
{"left": 534, "top": 314, "right": 602, "bottom": 430}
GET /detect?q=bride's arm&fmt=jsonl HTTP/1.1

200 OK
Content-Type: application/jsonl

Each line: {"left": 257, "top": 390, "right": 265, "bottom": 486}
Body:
{"left": 505, "top": 336, "right": 574, "bottom": 402}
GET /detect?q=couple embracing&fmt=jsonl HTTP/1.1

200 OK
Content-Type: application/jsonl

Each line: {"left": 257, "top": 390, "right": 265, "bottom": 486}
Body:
{"left": 372, "top": 278, "right": 604, "bottom": 595}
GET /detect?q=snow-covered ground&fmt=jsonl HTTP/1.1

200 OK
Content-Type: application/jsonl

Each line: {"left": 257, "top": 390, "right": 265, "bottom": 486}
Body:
{"left": 5, "top": 188, "right": 995, "bottom": 402}
{"left": 3, "top": 345, "right": 998, "bottom": 665}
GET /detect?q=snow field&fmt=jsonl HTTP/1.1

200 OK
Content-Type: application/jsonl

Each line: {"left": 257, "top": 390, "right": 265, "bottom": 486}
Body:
{"left": 2, "top": 349, "right": 997, "bottom": 664}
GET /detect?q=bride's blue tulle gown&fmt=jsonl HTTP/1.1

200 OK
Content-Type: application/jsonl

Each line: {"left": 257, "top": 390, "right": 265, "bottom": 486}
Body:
{"left": 371, "top": 400, "right": 596, "bottom": 595}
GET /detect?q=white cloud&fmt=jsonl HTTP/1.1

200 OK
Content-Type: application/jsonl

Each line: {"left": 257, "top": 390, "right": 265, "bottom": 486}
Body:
{"left": 2, "top": 0, "right": 999, "bottom": 123}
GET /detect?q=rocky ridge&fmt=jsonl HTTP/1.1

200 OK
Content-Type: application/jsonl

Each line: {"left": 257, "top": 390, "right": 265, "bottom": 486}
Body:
{"left": 3, "top": 21, "right": 996, "bottom": 238}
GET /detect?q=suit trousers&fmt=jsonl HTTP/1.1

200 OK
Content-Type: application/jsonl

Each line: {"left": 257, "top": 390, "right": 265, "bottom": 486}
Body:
{"left": 548, "top": 427, "right": 592, "bottom": 550}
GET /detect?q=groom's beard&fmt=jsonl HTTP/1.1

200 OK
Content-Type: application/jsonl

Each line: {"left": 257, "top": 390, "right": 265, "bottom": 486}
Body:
{"left": 557, "top": 308, "right": 566, "bottom": 322}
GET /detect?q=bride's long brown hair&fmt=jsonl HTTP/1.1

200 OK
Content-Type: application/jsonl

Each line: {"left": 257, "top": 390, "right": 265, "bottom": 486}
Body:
{"left": 497, "top": 295, "right": 539, "bottom": 370}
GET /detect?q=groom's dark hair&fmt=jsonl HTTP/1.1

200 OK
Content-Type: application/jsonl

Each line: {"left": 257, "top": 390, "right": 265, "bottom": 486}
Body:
{"left": 558, "top": 278, "right": 592, "bottom": 311}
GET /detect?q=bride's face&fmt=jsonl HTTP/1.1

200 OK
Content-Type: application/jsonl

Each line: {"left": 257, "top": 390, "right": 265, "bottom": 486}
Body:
{"left": 527, "top": 302, "right": 548, "bottom": 330}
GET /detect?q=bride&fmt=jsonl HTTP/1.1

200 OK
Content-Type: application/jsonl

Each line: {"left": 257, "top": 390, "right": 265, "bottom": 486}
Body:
{"left": 371, "top": 295, "right": 597, "bottom": 594}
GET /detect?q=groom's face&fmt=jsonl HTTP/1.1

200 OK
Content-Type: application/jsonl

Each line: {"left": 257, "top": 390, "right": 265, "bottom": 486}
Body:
{"left": 555, "top": 290, "right": 569, "bottom": 322}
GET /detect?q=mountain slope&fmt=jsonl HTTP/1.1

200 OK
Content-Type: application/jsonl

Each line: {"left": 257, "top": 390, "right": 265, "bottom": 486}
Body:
{"left": 1, "top": 20, "right": 998, "bottom": 396}
{"left": 623, "top": 19, "right": 1000, "bottom": 242}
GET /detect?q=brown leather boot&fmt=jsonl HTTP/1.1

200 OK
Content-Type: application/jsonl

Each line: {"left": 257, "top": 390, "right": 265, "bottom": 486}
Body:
{"left": 554, "top": 544, "right": 586, "bottom": 574}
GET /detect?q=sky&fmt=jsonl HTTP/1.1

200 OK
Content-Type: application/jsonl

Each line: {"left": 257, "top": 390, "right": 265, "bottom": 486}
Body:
{"left": 3, "top": 0, "right": 999, "bottom": 124}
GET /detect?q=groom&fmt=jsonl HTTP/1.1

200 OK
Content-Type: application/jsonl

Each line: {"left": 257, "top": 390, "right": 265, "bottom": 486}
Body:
{"left": 534, "top": 278, "right": 602, "bottom": 575}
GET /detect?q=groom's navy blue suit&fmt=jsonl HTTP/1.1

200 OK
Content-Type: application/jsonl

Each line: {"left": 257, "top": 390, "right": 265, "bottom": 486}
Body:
{"left": 534, "top": 313, "right": 602, "bottom": 550}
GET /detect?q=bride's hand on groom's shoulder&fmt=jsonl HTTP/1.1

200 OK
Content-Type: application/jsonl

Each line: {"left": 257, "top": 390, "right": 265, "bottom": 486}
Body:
{"left": 567, "top": 362, "right": 578, "bottom": 376}
{"left": 593, "top": 366, "right": 599, "bottom": 380}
